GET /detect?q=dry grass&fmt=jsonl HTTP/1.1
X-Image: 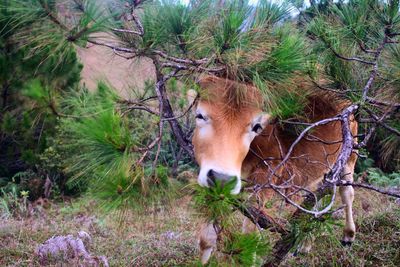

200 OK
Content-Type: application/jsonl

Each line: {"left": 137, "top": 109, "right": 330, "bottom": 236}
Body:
{"left": 281, "top": 189, "right": 400, "bottom": 267}
{"left": 0, "top": 196, "right": 201, "bottom": 266}
{"left": 77, "top": 35, "right": 155, "bottom": 99}
{"left": 0, "top": 190, "right": 399, "bottom": 266}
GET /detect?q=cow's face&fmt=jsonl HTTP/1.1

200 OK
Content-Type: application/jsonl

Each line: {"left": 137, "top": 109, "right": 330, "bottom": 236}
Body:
{"left": 189, "top": 76, "right": 270, "bottom": 194}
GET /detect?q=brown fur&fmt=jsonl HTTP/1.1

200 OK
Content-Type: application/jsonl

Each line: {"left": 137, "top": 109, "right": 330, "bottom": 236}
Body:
{"left": 192, "top": 76, "right": 358, "bottom": 263}
{"left": 197, "top": 76, "right": 264, "bottom": 118}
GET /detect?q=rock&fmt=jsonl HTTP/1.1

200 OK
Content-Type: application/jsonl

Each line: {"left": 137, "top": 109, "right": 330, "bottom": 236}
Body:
{"left": 36, "top": 231, "right": 108, "bottom": 267}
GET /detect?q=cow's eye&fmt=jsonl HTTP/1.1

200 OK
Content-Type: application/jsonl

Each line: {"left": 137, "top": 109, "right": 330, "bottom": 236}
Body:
{"left": 196, "top": 113, "right": 206, "bottom": 120}
{"left": 251, "top": 123, "right": 263, "bottom": 134}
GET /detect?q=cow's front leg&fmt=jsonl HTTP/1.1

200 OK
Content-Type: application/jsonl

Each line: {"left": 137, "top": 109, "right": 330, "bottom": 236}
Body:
{"left": 198, "top": 222, "right": 217, "bottom": 264}
{"left": 339, "top": 162, "right": 356, "bottom": 245}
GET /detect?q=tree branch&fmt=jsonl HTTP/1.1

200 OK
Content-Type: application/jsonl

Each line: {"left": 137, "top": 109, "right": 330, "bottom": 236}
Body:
{"left": 153, "top": 50, "right": 208, "bottom": 65}
{"left": 327, "top": 46, "right": 374, "bottom": 65}
{"left": 87, "top": 39, "right": 137, "bottom": 54}
{"left": 111, "top": 28, "right": 142, "bottom": 35}
{"left": 362, "top": 107, "right": 400, "bottom": 136}
{"left": 365, "top": 96, "right": 400, "bottom": 108}
{"left": 39, "top": 1, "right": 69, "bottom": 31}
{"left": 337, "top": 181, "right": 400, "bottom": 198}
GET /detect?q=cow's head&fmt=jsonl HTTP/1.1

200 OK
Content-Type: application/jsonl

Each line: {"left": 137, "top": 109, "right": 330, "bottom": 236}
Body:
{"left": 189, "top": 76, "right": 270, "bottom": 194}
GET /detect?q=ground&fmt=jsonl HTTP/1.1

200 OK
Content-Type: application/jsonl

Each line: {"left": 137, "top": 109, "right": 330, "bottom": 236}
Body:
{"left": 77, "top": 36, "right": 155, "bottom": 99}
{"left": 0, "top": 189, "right": 399, "bottom": 266}
{"left": 0, "top": 195, "right": 200, "bottom": 266}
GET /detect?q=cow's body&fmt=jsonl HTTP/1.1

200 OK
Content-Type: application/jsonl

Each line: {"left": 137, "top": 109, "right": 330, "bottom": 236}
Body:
{"left": 190, "top": 76, "right": 357, "bottom": 264}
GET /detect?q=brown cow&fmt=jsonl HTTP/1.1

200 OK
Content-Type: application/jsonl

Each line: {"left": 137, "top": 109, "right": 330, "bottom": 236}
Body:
{"left": 188, "top": 76, "right": 358, "bottom": 264}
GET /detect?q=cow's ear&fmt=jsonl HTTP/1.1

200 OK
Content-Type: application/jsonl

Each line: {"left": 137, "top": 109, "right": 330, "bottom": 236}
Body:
{"left": 251, "top": 113, "right": 271, "bottom": 134}
{"left": 187, "top": 89, "right": 198, "bottom": 106}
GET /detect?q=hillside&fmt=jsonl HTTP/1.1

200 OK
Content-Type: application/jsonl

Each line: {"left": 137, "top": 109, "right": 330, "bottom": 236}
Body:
{"left": 77, "top": 39, "right": 155, "bottom": 99}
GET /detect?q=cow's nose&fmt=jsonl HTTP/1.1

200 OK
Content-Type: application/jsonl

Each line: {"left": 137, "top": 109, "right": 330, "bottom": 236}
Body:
{"left": 206, "top": 169, "right": 232, "bottom": 187}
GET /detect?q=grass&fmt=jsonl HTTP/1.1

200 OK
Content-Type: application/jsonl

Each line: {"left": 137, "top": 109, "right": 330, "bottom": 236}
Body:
{"left": 0, "top": 195, "right": 201, "bottom": 266}
{"left": 0, "top": 189, "right": 399, "bottom": 266}
{"left": 282, "top": 208, "right": 400, "bottom": 267}
{"left": 282, "top": 189, "right": 400, "bottom": 267}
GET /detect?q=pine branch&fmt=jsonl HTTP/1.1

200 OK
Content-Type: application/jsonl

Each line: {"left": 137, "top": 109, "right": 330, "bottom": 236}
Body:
{"left": 153, "top": 50, "right": 209, "bottom": 65}
{"left": 161, "top": 95, "right": 199, "bottom": 122}
{"left": 151, "top": 58, "right": 194, "bottom": 158}
{"left": 318, "top": 35, "right": 374, "bottom": 65}
{"left": 67, "top": 26, "right": 90, "bottom": 42}
{"left": 330, "top": 48, "right": 375, "bottom": 65}
{"left": 363, "top": 107, "right": 400, "bottom": 136}
{"left": 38, "top": 1, "right": 69, "bottom": 31}
{"left": 361, "top": 35, "right": 389, "bottom": 100}
{"left": 365, "top": 96, "right": 400, "bottom": 108}
{"left": 336, "top": 181, "right": 400, "bottom": 198}
{"left": 121, "top": 2, "right": 144, "bottom": 36}
{"left": 132, "top": 15, "right": 144, "bottom": 36}
{"left": 254, "top": 116, "right": 342, "bottom": 194}
{"left": 112, "top": 28, "right": 142, "bottom": 35}
{"left": 311, "top": 79, "right": 351, "bottom": 94}
{"left": 161, "top": 62, "right": 225, "bottom": 74}
{"left": 87, "top": 39, "right": 136, "bottom": 54}
{"left": 234, "top": 203, "right": 288, "bottom": 234}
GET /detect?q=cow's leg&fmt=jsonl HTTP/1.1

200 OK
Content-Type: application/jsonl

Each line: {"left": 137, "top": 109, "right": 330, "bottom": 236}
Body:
{"left": 339, "top": 156, "right": 356, "bottom": 245}
{"left": 198, "top": 222, "right": 217, "bottom": 264}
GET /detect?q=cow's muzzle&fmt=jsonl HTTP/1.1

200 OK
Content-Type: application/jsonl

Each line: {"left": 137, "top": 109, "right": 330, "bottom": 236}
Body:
{"left": 206, "top": 169, "right": 235, "bottom": 187}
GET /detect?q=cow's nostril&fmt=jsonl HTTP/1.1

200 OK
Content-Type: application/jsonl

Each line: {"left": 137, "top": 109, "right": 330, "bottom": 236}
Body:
{"left": 207, "top": 170, "right": 217, "bottom": 187}
{"left": 207, "top": 169, "right": 215, "bottom": 179}
{"left": 206, "top": 169, "right": 235, "bottom": 188}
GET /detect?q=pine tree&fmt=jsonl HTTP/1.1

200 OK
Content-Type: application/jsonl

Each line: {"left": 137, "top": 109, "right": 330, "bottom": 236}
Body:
{"left": 304, "top": 0, "right": 400, "bottom": 171}
{"left": 2, "top": 0, "right": 400, "bottom": 265}
{"left": 0, "top": 1, "right": 82, "bottom": 198}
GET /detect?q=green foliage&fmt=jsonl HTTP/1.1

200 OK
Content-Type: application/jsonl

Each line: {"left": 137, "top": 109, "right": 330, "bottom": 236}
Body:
{"left": 53, "top": 82, "right": 183, "bottom": 212}
{"left": 249, "top": 26, "right": 310, "bottom": 83}
{"left": 307, "top": 16, "right": 356, "bottom": 89}
{"left": 253, "top": 0, "right": 292, "bottom": 26}
{"left": 91, "top": 166, "right": 143, "bottom": 211}
{"left": 0, "top": 0, "right": 82, "bottom": 198}
{"left": 258, "top": 82, "right": 308, "bottom": 120}
{"left": 91, "top": 164, "right": 177, "bottom": 215}
{"left": 355, "top": 154, "right": 374, "bottom": 174}
{"left": 3, "top": 0, "right": 111, "bottom": 59}
{"left": 1, "top": 2, "right": 399, "bottom": 265}
{"left": 302, "top": 0, "right": 400, "bottom": 172}
{"left": 188, "top": 1, "right": 309, "bottom": 85}
{"left": 69, "top": 0, "right": 114, "bottom": 43}
{"left": 284, "top": 203, "right": 400, "bottom": 266}
{"left": 222, "top": 232, "right": 271, "bottom": 266}
{"left": 59, "top": 84, "right": 142, "bottom": 181}
{"left": 289, "top": 212, "right": 341, "bottom": 253}
{"left": 66, "top": 109, "right": 135, "bottom": 177}
{"left": 193, "top": 178, "right": 272, "bottom": 265}
{"left": 379, "top": 126, "right": 400, "bottom": 170}
{"left": 115, "top": 0, "right": 310, "bottom": 91}
{"left": 3, "top": 0, "right": 314, "bottom": 122}
{"left": 361, "top": 123, "right": 400, "bottom": 173}
{"left": 154, "top": 165, "right": 170, "bottom": 187}
{"left": 306, "top": 0, "right": 400, "bottom": 92}
{"left": 279, "top": 194, "right": 343, "bottom": 257}
{"left": 193, "top": 178, "right": 240, "bottom": 221}
{"left": 0, "top": 184, "right": 29, "bottom": 219}
{"left": 210, "top": 2, "right": 252, "bottom": 55}
{"left": 366, "top": 168, "right": 400, "bottom": 187}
